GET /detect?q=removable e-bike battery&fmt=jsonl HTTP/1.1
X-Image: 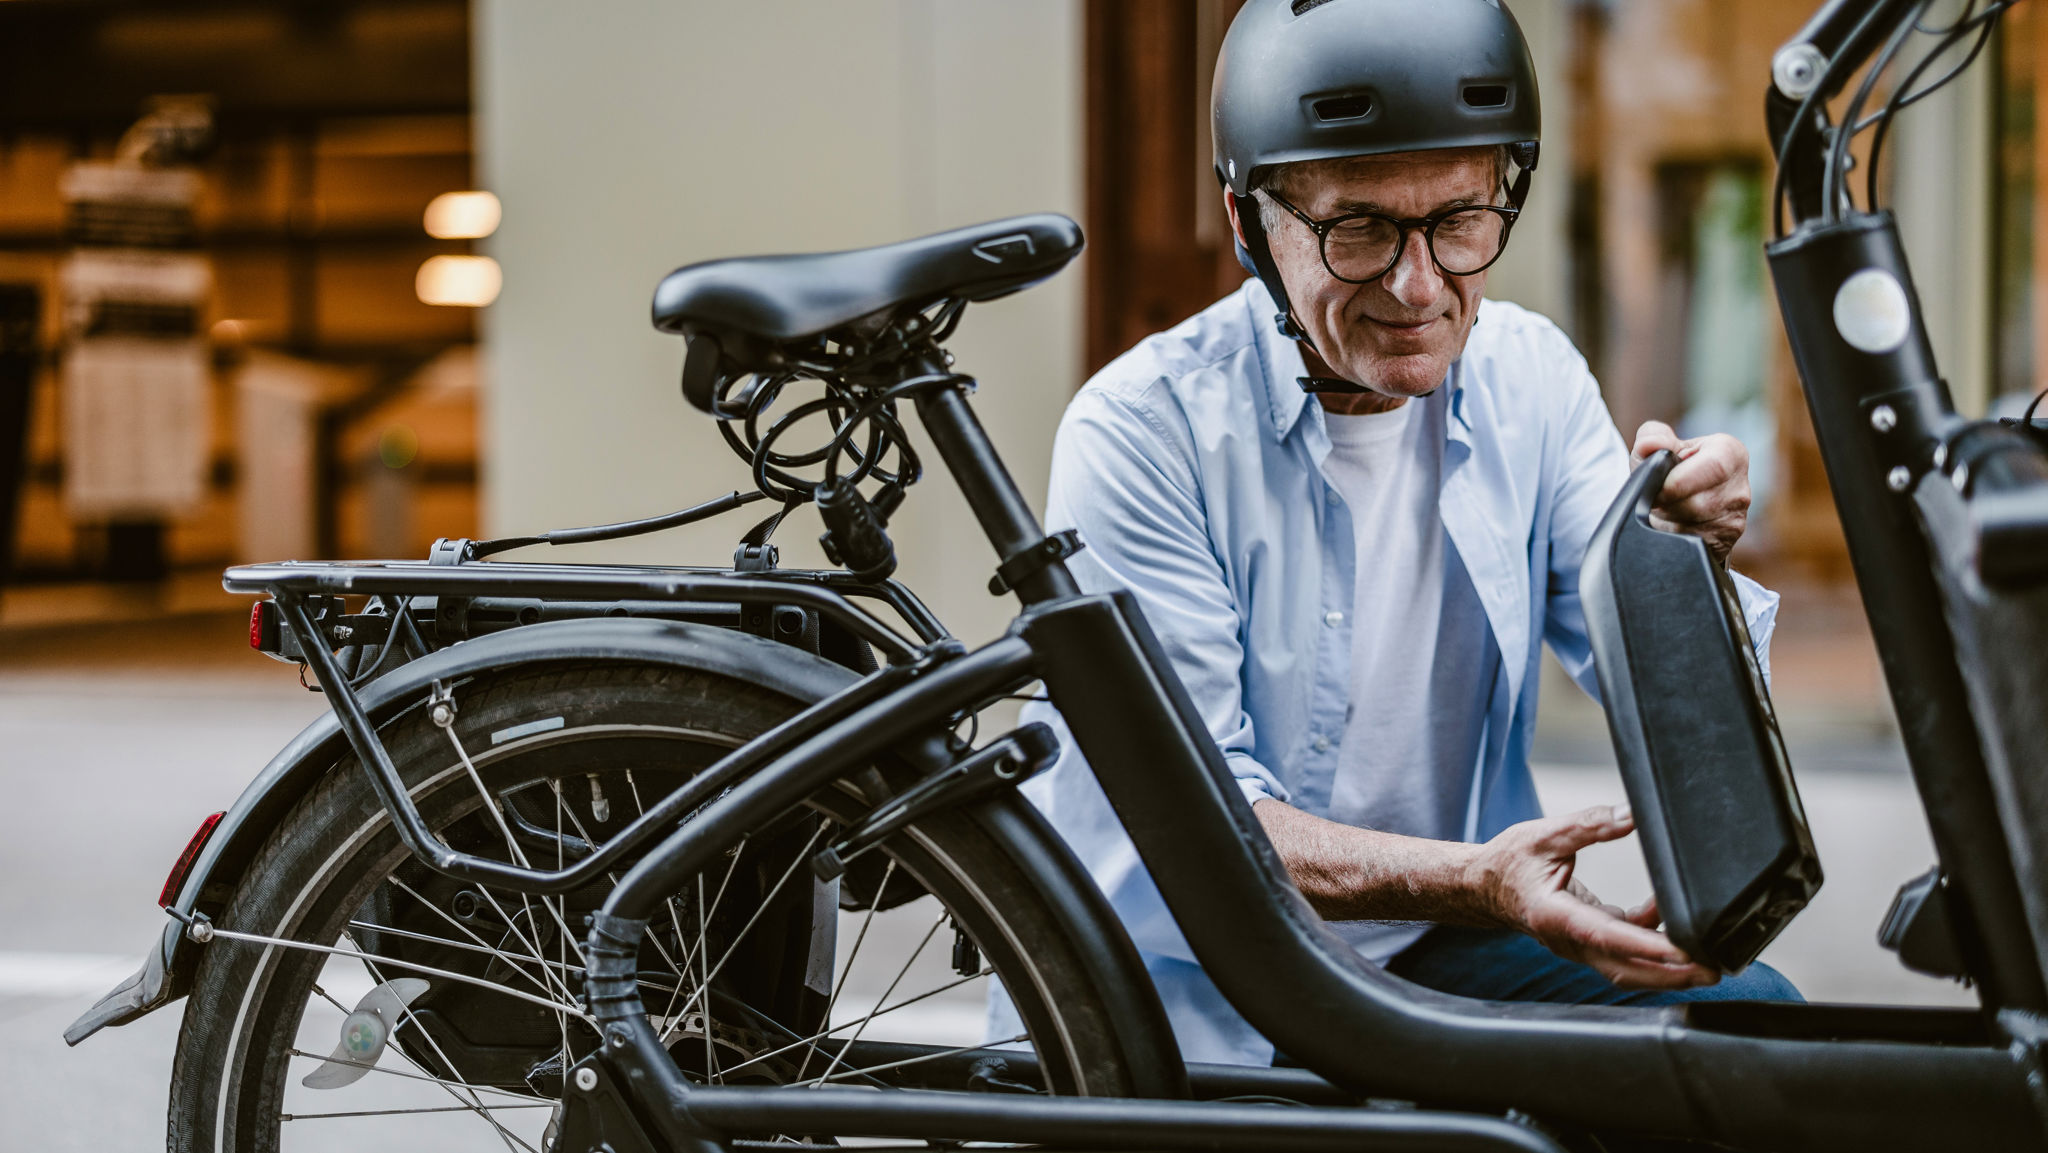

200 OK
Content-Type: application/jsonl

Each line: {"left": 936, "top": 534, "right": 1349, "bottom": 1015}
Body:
{"left": 1579, "top": 450, "right": 1823, "bottom": 973}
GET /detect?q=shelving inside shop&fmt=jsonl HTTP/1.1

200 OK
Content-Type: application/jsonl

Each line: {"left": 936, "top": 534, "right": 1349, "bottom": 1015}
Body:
{"left": 0, "top": 0, "right": 478, "bottom": 588}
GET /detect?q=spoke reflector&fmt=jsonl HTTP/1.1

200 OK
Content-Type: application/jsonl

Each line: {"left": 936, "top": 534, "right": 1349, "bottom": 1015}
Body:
{"left": 302, "top": 977, "right": 430, "bottom": 1089}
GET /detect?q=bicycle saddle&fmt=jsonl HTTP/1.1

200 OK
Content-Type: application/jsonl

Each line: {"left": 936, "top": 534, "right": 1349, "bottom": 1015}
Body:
{"left": 651, "top": 212, "right": 1083, "bottom": 344}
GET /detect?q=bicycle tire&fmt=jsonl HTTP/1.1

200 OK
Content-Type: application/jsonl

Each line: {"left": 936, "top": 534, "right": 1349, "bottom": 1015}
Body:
{"left": 167, "top": 659, "right": 1142, "bottom": 1151}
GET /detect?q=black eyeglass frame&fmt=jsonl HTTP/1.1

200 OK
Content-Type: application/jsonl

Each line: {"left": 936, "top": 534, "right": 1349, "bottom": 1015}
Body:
{"left": 1261, "top": 189, "right": 1520, "bottom": 284}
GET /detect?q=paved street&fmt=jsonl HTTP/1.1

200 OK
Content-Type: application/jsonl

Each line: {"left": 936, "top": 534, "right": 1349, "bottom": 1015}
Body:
{"left": 1, "top": 604, "right": 1975, "bottom": 1148}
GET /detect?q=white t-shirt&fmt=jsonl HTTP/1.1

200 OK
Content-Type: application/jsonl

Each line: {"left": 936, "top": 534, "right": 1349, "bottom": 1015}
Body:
{"left": 1320, "top": 396, "right": 1500, "bottom": 963}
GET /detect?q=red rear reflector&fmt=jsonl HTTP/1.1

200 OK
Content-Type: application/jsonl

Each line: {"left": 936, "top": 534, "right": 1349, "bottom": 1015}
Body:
{"left": 249, "top": 601, "right": 278, "bottom": 651}
{"left": 160, "top": 811, "right": 226, "bottom": 908}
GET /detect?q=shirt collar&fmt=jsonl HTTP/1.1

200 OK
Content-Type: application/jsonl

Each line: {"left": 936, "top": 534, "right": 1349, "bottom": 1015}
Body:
{"left": 1244, "top": 279, "right": 1478, "bottom": 444}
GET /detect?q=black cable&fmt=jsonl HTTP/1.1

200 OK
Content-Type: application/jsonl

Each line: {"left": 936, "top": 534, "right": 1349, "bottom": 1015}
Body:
{"left": 680, "top": 295, "right": 975, "bottom": 567}
{"left": 2021, "top": 386, "right": 2048, "bottom": 426}
{"left": 1826, "top": 0, "right": 1929, "bottom": 220}
{"left": 346, "top": 595, "right": 410, "bottom": 689}
{"left": 1772, "top": 0, "right": 1909, "bottom": 236}
{"left": 467, "top": 489, "right": 771, "bottom": 559}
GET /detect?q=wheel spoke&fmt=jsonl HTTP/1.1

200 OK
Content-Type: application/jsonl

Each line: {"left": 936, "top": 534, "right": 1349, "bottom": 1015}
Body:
{"left": 198, "top": 918, "right": 591, "bottom": 1022}
{"left": 670, "top": 836, "right": 747, "bottom": 987}
{"left": 382, "top": 877, "right": 582, "bottom": 1006}
{"left": 712, "top": 962, "right": 992, "bottom": 1082}
{"left": 392, "top": 876, "right": 581, "bottom": 1008}
{"left": 284, "top": 1103, "right": 554, "bottom": 1121}
{"left": 342, "top": 919, "right": 670, "bottom": 994}
{"left": 810, "top": 910, "right": 943, "bottom": 1087}
{"left": 698, "top": 872, "right": 718, "bottom": 1081}
{"left": 660, "top": 822, "right": 828, "bottom": 1043}
{"left": 785, "top": 1034, "right": 1029, "bottom": 1089}
{"left": 627, "top": 768, "right": 740, "bottom": 1029}
{"left": 286, "top": 1047, "right": 548, "bottom": 1103}
{"left": 438, "top": 706, "right": 592, "bottom": 979}
{"left": 340, "top": 934, "right": 545, "bottom": 1153}
{"left": 794, "top": 857, "right": 895, "bottom": 1083}
{"left": 553, "top": 787, "right": 573, "bottom": 1069}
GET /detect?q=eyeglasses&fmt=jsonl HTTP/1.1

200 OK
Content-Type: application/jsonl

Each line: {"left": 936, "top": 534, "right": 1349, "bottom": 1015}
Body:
{"left": 1261, "top": 189, "right": 1519, "bottom": 284}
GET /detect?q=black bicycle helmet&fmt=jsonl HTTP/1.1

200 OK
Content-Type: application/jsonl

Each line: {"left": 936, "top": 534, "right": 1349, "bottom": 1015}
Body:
{"left": 1212, "top": 0, "right": 1541, "bottom": 344}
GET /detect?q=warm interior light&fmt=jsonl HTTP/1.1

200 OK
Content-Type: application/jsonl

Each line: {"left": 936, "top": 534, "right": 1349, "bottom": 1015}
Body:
{"left": 416, "top": 255, "right": 502, "bottom": 307}
{"left": 423, "top": 190, "right": 502, "bottom": 239}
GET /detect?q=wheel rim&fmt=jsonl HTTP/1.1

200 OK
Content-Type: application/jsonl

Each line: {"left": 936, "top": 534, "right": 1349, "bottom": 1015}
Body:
{"left": 206, "top": 717, "right": 1078, "bottom": 1151}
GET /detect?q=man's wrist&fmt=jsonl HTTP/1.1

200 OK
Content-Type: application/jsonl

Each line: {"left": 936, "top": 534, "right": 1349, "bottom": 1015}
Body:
{"left": 1447, "top": 839, "right": 1515, "bottom": 930}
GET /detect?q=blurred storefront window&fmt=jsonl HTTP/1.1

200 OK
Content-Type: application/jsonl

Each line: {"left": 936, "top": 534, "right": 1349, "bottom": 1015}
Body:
{"left": 0, "top": 0, "right": 477, "bottom": 589}
{"left": 1660, "top": 161, "right": 1776, "bottom": 526}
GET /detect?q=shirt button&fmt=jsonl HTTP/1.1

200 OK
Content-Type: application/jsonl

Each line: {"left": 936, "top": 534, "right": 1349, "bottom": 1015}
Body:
{"left": 1313, "top": 736, "right": 1333, "bottom": 753}
{"left": 1323, "top": 610, "right": 1345, "bottom": 628}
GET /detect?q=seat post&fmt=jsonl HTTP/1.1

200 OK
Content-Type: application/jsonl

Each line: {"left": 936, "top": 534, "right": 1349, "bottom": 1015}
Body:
{"left": 912, "top": 373, "right": 1078, "bottom": 605}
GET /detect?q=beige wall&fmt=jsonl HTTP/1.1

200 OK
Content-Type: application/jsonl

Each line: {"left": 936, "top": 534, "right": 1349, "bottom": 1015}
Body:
{"left": 476, "top": 0, "right": 1081, "bottom": 645}
{"left": 1891, "top": 36, "right": 1996, "bottom": 417}
{"left": 1483, "top": 0, "right": 1572, "bottom": 330}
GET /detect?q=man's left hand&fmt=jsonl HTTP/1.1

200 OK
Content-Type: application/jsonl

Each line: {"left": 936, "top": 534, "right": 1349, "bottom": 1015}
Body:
{"left": 1631, "top": 422, "right": 1750, "bottom": 563}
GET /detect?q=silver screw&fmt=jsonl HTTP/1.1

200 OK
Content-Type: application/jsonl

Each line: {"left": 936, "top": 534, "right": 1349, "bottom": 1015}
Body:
{"left": 330, "top": 625, "right": 354, "bottom": 642}
{"left": 430, "top": 704, "right": 453, "bottom": 727}
{"left": 1887, "top": 465, "right": 1912, "bottom": 492}
{"left": 186, "top": 919, "right": 214, "bottom": 944}
{"left": 1870, "top": 405, "right": 1897, "bottom": 433}
{"left": 1932, "top": 442, "right": 1948, "bottom": 470}
{"left": 1773, "top": 43, "right": 1826, "bottom": 100}
{"left": 573, "top": 1066, "right": 598, "bottom": 1092}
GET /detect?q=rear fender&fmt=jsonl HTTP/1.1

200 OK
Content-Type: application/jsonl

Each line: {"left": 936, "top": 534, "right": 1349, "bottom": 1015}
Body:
{"left": 70, "top": 618, "right": 896, "bottom": 1039}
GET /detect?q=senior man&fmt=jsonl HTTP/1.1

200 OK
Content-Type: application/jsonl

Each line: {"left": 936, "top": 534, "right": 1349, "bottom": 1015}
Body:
{"left": 1001, "top": 0, "right": 1799, "bottom": 1066}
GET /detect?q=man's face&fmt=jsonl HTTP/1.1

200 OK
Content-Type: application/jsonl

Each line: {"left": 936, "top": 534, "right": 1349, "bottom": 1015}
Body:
{"left": 1246, "top": 147, "right": 1499, "bottom": 399}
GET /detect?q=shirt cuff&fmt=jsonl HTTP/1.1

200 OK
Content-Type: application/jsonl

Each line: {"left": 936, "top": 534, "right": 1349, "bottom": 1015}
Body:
{"left": 1729, "top": 569, "right": 1780, "bottom": 688}
{"left": 1226, "top": 753, "right": 1289, "bottom": 807}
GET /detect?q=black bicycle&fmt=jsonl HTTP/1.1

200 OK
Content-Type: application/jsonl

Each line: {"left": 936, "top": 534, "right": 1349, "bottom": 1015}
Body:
{"left": 64, "top": 2, "right": 2048, "bottom": 1149}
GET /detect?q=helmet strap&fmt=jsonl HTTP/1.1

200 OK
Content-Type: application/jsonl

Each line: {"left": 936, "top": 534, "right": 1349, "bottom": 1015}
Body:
{"left": 1233, "top": 192, "right": 1373, "bottom": 396}
{"left": 1231, "top": 193, "right": 1311, "bottom": 345}
{"left": 1505, "top": 141, "right": 1539, "bottom": 210}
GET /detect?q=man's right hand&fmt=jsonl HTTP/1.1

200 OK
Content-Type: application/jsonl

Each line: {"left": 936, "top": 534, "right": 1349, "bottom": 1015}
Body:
{"left": 1464, "top": 804, "right": 1721, "bottom": 990}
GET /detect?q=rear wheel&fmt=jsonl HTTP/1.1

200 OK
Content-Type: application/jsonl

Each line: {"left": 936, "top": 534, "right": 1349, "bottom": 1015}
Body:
{"left": 168, "top": 660, "right": 1141, "bottom": 1151}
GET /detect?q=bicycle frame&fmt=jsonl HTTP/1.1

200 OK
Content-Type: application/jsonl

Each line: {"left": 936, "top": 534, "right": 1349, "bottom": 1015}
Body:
{"left": 208, "top": 355, "right": 2039, "bottom": 1149}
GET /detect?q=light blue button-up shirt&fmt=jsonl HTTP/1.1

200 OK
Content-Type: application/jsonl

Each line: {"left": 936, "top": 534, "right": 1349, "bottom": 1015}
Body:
{"left": 1006, "top": 280, "right": 1779, "bottom": 1066}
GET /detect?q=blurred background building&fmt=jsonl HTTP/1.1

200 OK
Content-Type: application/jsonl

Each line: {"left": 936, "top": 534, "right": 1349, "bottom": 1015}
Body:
{"left": 0, "top": 0, "right": 2032, "bottom": 631}
{"left": 0, "top": 2, "right": 2016, "bottom": 607}
{"left": 0, "top": 6, "right": 2041, "bottom": 1141}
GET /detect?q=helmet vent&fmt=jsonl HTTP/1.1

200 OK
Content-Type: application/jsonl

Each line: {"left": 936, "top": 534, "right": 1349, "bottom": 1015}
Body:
{"left": 1462, "top": 84, "right": 1510, "bottom": 109}
{"left": 1290, "top": 0, "right": 1338, "bottom": 13}
{"left": 1311, "top": 94, "right": 1375, "bottom": 122}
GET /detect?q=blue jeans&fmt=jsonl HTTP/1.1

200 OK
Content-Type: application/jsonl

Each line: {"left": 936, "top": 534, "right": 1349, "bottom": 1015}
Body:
{"left": 1385, "top": 925, "right": 1804, "bottom": 1006}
